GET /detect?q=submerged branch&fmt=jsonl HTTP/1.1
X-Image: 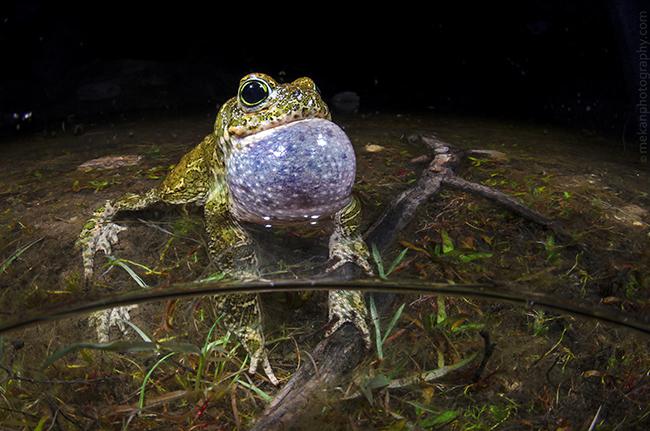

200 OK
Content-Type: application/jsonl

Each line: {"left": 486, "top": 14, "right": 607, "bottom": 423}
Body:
{"left": 441, "top": 175, "right": 554, "bottom": 227}
{"left": 251, "top": 133, "right": 577, "bottom": 430}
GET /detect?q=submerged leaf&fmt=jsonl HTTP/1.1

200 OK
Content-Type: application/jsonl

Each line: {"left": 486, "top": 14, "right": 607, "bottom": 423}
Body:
{"left": 43, "top": 341, "right": 158, "bottom": 369}
{"left": 345, "top": 353, "right": 478, "bottom": 400}
{"left": 237, "top": 379, "right": 272, "bottom": 402}
{"left": 451, "top": 322, "right": 485, "bottom": 333}
{"left": 371, "top": 243, "right": 386, "bottom": 279}
{"left": 440, "top": 230, "right": 454, "bottom": 254}
{"left": 458, "top": 252, "right": 493, "bottom": 263}
{"left": 43, "top": 340, "right": 200, "bottom": 369}
{"left": 359, "top": 373, "right": 392, "bottom": 405}
{"left": 419, "top": 410, "right": 459, "bottom": 428}
{"left": 436, "top": 297, "right": 447, "bottom": 325}
{"left": 387, "top": 352, "right": 478, "bottom": 389}
{"left": 399, "top": 240, "right": 431, "bottom": 256}
{"left": 365, "top": 373, "right": 392, "bottom": 390}
{"left": 385, "top": 249, "right": 409, "bottom": 277}
{"left": 382, "top": 303, "right": 406, "bottom": 344}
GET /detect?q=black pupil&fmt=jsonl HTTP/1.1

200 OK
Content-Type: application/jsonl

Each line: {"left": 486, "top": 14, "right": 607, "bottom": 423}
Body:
{"left": 241, "top": 81, "right": 268, "bottom": 106}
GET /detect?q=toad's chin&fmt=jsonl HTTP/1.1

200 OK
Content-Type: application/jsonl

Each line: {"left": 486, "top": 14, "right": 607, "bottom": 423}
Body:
{"left": 226, "top": 118, "right": 356, "bottom": 224}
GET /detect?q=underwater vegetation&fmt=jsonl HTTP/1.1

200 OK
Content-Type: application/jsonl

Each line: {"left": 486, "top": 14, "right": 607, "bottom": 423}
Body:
{"left": 0, "top": 112, "right": 648, "bottom": 430}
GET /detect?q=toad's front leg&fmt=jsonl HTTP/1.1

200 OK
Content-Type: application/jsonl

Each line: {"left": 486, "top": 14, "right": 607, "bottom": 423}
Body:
{"left": 78, "top": 137, "right": 214, "bottom": 281}
{"left": 77, "top": 189, "right": 160, "bottom": 280}
{"left": 326, "top": 196, "right": 372, "bottom": 347}
{"left": 77, "top": 135, "right": 215, "bottom": 343}
{"left": 204, "top": 194, "right": 278, "bottom": 385}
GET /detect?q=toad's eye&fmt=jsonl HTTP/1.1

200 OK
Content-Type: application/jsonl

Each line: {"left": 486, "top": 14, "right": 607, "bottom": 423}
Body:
{"left": 238, "top": 79, "right": 270, "bottom": 108}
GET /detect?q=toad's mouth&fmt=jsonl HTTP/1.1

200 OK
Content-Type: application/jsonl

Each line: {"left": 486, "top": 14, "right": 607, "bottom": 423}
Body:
{"left": 226, "top": 118, "right": 356, "bottom": 225}
{"left": 227, "top": 111, "right": 330, "bottom": 138}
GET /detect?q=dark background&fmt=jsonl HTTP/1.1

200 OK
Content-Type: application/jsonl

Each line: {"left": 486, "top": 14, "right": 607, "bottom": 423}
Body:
{"left": 0, "top": 1, "right": 643, "bottom": 141}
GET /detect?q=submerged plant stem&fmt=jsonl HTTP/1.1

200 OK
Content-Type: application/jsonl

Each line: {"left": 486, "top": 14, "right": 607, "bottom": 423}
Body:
{"left": 0, "top": 237, "right": 44, "bottom": 274}
{"left": 139, "top": 352, "right": 176, "bottom": 410}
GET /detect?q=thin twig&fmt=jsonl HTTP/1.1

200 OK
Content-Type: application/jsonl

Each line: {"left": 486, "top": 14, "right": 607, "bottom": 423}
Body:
{"left": 588, "top": 405, "right": 603, "bottom": 431}
{"left": 472, "top": 331, "right": 495, "bottom": 383}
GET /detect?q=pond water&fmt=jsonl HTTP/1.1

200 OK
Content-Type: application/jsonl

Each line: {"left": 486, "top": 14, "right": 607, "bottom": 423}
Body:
{"left": 0, "top": 111, "right": 648, "bottom": 430}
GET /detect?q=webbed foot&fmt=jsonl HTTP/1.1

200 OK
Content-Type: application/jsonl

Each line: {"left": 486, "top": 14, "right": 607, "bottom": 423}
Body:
{"left": 326, "top": 290, "right": 372, "bottom": 349}
{"left": 326, "top": 230, "right": 374, "bottom": 276}
{"left": 88, "top": 305, "right": 138, "bottom": 343}
{"left": 214, "top": 292, "right": 279, "bottom": 385}
{"left": 325, "top": 217, "right": 373, "bottom": 347}
{"left": 77, "top": 201, "right": 126, "bottom": 280}
{"left": 240, "top": 323, "right": 279, "bottom": 386}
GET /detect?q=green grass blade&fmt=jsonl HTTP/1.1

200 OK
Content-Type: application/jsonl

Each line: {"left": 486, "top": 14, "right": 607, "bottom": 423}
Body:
{"left": 195, "top": 317, "right": 224, "bottom": 391}
{"left": 139, "top": 351, "right": 176, "bottom": 410}
{"left": 202, "top": 317, "right": 223, "bottom": 354}
{"left": 107, "top": 257, "right": 148, "bottom": 288}
{"left": 370, "top": 243, "right": 386, "bottom": 279}
{"left": 385, "top": 248, "right": 408, "bottom": 277}
{"left": 369, "top": 295, "right": 383, "bottom": 360}
{"left": 199, "top": 272, "right": 226, "bottom": 283}
{"left": 33, "top": 415, "right": 50, "bottom": 431}
{"left": 237, "top": 379, "right": 272, "bottom": 402}
{"left": 116, "top": 258, "right": 161, "bottom": 276}
{"left": 381, "top": 303, "right": 405, "bottom": 344}
{"left": 0, "top": 237, "right": 43, "bottom": 274}
{"left": 359, "top": 374, "right": 391, "bottom": 405}
{"left": 203, "top": 340, "right": 228, "bottom": 354}
{"left": 118, "top": 319, "right": 152, "bottom": 342}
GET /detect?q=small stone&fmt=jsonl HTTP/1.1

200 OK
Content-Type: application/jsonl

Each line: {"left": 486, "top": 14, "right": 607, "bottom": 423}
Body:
{"left": 78, "top": 155, "right": 143, "bottom": 171}
{"left": 602, "top": 296, "right": 622, "bottom": 304}
{"left": 410, "top": 154, "right": 431, "bottom": 163}
{"left": 614, "top": 204, "right": 648, "bottom": 227}
{"left": 621, "top": 204, "right": 647, "bottom": 218}
{"left": 468, "top": 149, "right": 509, "bottom": 162}
{"left": 364, "top": 144, "right": 385, "bottom": 153}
